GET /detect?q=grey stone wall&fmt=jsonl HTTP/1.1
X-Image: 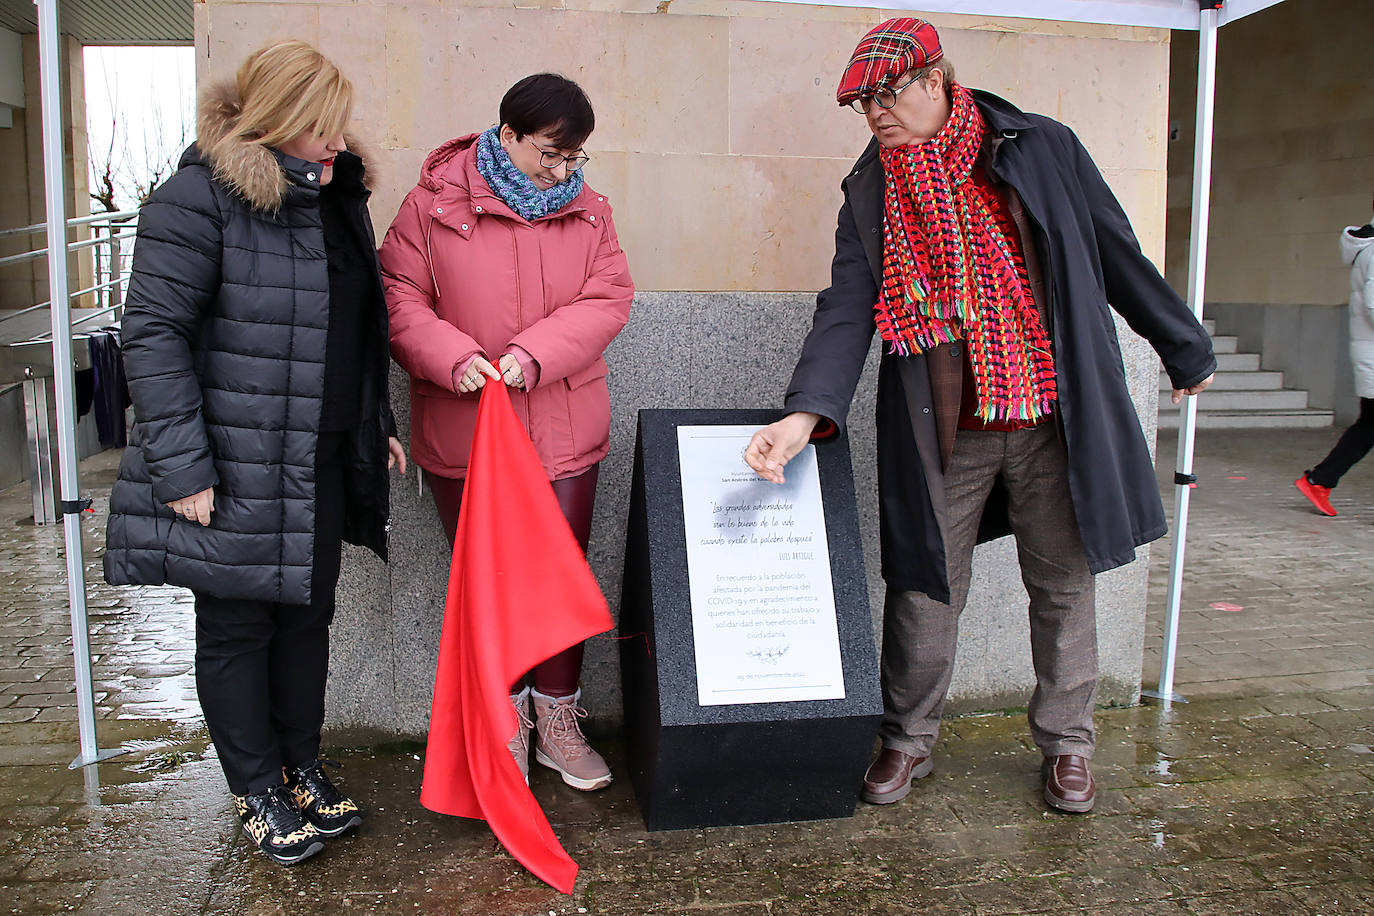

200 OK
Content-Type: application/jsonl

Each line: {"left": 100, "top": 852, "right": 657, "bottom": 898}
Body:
{"left": 326, "top": 291, "right": 1161, "bottom": 741}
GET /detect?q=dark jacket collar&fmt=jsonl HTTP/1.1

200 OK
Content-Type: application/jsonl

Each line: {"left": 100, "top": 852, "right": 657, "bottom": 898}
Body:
{"left": 326, "top": 150, "right": 370, "bottom": 199}
{"left": 969, "top": 89, "right": 1037, "bottom": 137}
{"left": 177, "top": 142, "right": 369, "bottom": 211}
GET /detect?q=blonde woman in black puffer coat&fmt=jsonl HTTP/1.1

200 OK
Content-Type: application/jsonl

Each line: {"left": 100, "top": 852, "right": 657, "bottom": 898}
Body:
{"left": 104, "top": 40, "right": 405, "bottom": 866}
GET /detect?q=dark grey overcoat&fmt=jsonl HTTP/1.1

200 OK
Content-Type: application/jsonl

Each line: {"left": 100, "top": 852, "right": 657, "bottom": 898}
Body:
{"left": 785, "top": 90, "right": 1216, "bottom": 604}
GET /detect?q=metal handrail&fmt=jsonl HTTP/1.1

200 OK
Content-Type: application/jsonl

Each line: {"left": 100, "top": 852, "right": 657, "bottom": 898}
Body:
{"left": 0, "top": 229, "right": 138, "bottom": 268}
{"left": 11, "top": 279, "right": 130, "bottom": 327}
{"left": 0, "top": 208, "right": 140, "bottom": 240}
{"left": 17, "top": 302, "right": 123, "bottom": 343}
{"left": 1, "top": 210, "right": 137, "bottom": 326}
{"left": 0, "top": 301, "right": 58, "bottom": 324}
{"left": 68, "top": 209, "right": 140, "bottom": 227}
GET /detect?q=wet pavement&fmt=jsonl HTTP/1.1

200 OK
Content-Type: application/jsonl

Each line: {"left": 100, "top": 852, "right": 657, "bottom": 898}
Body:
{"left": 1, "top": 428, "right": 1371, "bottom": 915}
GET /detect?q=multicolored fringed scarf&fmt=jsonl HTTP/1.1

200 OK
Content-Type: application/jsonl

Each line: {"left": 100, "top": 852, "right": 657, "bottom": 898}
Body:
{"left": 876, "top": 83, "right": 1057, "bottom": 423}
{"left": 474, "top": 126, "right": 584, "bottom": 222}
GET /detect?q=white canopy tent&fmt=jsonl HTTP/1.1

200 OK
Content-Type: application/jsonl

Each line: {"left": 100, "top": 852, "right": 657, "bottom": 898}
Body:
{"left": 756, "top": 0, "right": 1284, "bottom": 29}
{"left": 33, "top": 0, "right": 1284, "bottom": 768}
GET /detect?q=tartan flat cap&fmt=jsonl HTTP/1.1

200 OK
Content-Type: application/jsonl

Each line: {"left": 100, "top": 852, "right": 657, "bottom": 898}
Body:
{"left": 836, "top": 17, "right": 943, "bottom": 106}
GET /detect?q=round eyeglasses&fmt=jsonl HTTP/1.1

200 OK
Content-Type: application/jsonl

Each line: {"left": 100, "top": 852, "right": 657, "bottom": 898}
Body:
{"left": 848, "top": 74, "right": 925, "bottom": 114}
{"left": 528, "top": 138, "right": 590, "bottom": 172}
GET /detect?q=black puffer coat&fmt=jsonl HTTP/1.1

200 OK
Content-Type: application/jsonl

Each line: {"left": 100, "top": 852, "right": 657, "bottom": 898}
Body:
{"left": 785, "top": 90, "right": 1216, "bottom": 603}
{"left": 103, "top": 87, "right": 394, "bottom": 606}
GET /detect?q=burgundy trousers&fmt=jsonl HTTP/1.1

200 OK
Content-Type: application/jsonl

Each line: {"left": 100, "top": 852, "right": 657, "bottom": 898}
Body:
{"left": 427, "top": 463, "right": 599, "bottom": 697}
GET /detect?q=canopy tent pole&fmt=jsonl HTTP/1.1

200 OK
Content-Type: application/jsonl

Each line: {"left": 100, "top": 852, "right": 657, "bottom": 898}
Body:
{"left": 1142, "top": 2, "right": 1220, "bottom": 706}
{"left": 35, "top": 0, "right": 124, "bottom": 768}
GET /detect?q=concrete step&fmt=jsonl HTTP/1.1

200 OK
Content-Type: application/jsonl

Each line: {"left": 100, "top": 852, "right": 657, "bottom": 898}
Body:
{"left": 1159, "top": 388, "right": 1309, "bottom": 412}
{"left": 1210, "top": 335, "right": 1238, "bottom": 354}
{"left": 1214, "top": 352, "right": 1261, "bottom": 371}
{"left": 1157, "top": 408, "right": 1335, "bottom": 429}
{"left": 1150, "top": 320, "right": 1332, "bottom": 429}
{"left": 1201, "top": 318, "right": 1216, "bottom": 334}
{"left": 1159, "top": 370, "right": 1284, "bottom": 391}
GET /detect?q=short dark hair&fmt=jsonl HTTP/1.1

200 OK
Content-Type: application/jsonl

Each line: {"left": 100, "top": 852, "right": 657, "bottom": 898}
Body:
{"left": 499, "top": 73, "right": 595, "bottom": 150}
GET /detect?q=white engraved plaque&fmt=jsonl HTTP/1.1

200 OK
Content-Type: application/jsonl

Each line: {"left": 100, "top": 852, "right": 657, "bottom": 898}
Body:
{"left": 677, "top": 425, "right": 845, "bottom": 706}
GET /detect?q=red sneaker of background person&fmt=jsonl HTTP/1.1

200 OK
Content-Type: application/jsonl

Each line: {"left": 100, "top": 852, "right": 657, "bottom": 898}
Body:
{"left": 1295, "top": 475, "right": 1338, "bottom": 516}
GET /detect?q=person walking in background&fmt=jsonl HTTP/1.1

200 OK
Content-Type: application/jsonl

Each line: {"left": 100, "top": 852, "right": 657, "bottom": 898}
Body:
{"left": 745, "top": 18, "right": 1214, "bottom": 814}
{"left": 380, "top": 74, "right": 633, "bottom": 793}
{"left": 104, "top": 41, "right": 407, "bottom": 865}
{"left": 1295, "top": 213, "right": 1374, "bottom": 516}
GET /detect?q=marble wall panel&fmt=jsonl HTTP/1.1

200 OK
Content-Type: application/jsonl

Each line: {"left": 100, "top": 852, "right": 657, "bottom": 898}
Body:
{"left": 1166, "top": 0, "right": 1370, "bottom": 308}
{"left": 204, "top": 0, "right": 1173, "bottom": 295}
{"left": 201, "top": 3, "right": 319, "bottom": 83}
{"left": 1017, "top": 34, "right": 1169, "bottom": 175}
{"left": 381, "top": 5, "right": 625, "bottom": 153}
{"left": 614, "top": 151, "right": 854, "bottom": 291}
{"left": 726, "top": 16, "right": 873, "bottom": 159}
{"left": 1101, "top": 167, "right": 1168, "bottom": 264}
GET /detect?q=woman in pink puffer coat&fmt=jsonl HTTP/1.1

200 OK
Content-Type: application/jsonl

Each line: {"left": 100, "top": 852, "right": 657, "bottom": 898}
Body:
{"left": 379, "top": 74, "right": 633, "bottom": 792}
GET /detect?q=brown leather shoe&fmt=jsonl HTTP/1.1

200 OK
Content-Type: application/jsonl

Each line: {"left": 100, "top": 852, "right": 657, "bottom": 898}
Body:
{"left": 1042, "top": 754, "right": 1096, "bottom": 813}
{"left": 861, "top": 747, "right": 933, "bottom": 805}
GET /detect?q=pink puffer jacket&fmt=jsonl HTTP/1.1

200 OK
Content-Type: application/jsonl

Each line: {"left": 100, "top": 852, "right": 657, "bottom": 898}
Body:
{"left": 379, "top": 134, "right": 634, "bottom": 480}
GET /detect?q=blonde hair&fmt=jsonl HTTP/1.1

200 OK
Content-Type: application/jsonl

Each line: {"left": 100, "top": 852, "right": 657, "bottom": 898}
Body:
{"left": 227, "top": 40, "right": 353, "bottom": 148}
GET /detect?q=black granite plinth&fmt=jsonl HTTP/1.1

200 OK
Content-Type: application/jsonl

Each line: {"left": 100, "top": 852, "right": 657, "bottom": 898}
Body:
{"left": 620, "top": 409, "right": 882, "bottom": 832}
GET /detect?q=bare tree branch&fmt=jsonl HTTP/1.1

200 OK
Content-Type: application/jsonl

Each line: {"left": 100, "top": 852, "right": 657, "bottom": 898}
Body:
{"left": 85, "top": 49, "right": 193, "bottom": 212}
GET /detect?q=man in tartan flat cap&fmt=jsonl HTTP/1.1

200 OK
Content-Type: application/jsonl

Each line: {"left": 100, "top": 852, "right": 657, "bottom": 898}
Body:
{"left": 746, "top": 17, "right": 1215, "bottom": 814}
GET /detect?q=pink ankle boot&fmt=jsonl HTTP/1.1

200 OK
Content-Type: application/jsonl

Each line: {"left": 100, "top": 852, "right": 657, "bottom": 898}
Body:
{"left": 531, "top": 689, "right": 611, "bottom": 791}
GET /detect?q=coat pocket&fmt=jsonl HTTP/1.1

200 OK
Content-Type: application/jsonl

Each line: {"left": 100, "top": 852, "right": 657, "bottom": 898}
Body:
{"left": 563, "top": 359, "right": 611, "bottom": 464}
{"left": 414, "top": 393, "right": 480, "bottom": 476}
{"left": 564, "top": 358, "right": 608, "bottom": 390}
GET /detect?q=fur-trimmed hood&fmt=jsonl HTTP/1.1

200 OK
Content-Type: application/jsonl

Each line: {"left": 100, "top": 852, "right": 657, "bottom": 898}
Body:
{"left": 190, "top": 81, "right": 372, "bottom": 212}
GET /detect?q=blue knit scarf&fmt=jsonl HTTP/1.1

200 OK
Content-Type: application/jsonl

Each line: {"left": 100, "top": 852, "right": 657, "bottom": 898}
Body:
{"left": 474, "top": 126, "right": 584, "bottom": 222}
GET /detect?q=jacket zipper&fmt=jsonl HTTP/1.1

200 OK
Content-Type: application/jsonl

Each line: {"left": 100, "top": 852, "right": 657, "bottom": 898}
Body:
{"left": 426, "top": 216, "right": 440, "bottom": 299}
{"left": 510, "top": 221, "right": 532, "bottom": 420}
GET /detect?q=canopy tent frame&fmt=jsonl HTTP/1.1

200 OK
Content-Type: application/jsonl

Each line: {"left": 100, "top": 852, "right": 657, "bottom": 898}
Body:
{"left": 30, "top": 0, "right": 1282, "bottom": 767}
{"left": 1138, "top": 3, "right": 1222, "bottom": 706}
{"left": 33, "top": 0, "right": 124, "bottom": 768}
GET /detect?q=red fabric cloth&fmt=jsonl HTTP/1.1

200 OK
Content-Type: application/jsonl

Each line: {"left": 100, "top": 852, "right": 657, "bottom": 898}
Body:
{"left": 420, "top": 379, "right": 613, "bottom": 894}
{"left": 876, "top": 84, "right": 1057, "bottom": 424}
{"left": 957, "top": 163, "right": 1050, "bottom": 432}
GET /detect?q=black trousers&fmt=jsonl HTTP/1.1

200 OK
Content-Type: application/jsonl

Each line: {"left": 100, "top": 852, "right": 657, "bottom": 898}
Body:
{"left": 193, "top": 431, "right": 347, "bottom": 796}
{"left": 1309, "top": 397, "right": 1374, "bottom": 488}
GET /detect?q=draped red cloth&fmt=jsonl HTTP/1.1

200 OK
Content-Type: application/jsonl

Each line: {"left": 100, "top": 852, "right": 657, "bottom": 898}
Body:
{"left": 420, "top": 379, "right": 613, "bottom": 894}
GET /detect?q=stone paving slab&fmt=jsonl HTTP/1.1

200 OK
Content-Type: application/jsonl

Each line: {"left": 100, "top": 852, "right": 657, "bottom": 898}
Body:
{"left": 1144, "top": 428, "right": 1374, "bottom": 701}
{"left": 0, "top": 430, "right": 1372, "bottom": 914}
